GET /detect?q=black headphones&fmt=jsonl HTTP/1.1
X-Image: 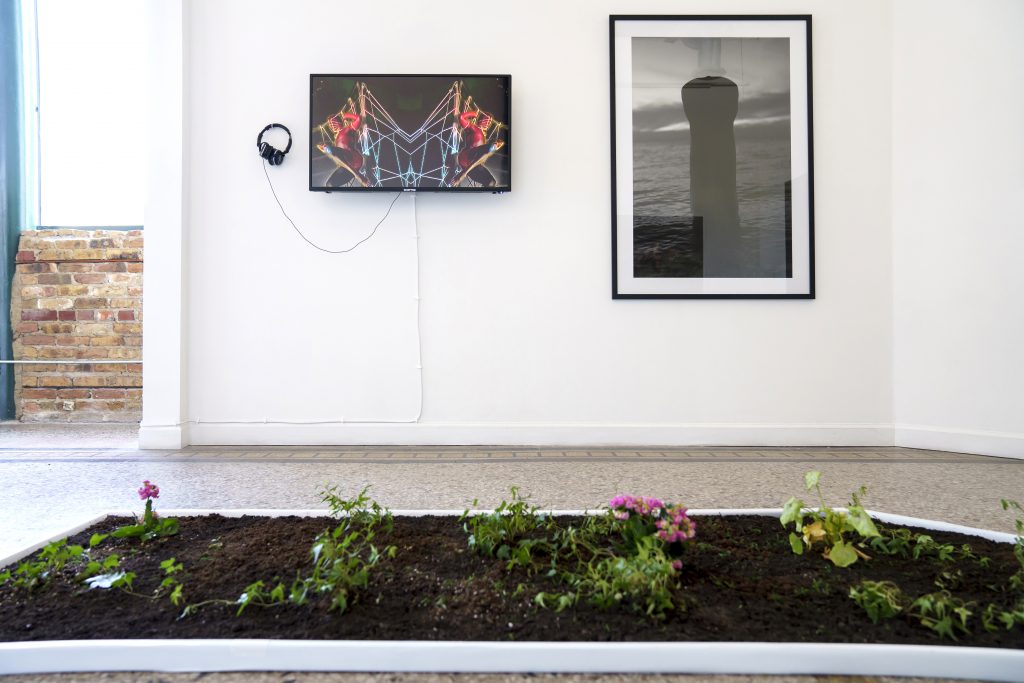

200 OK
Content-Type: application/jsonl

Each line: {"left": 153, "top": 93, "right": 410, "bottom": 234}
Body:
{"left": 257, "top": 123, "right": 292, "bottom": 166}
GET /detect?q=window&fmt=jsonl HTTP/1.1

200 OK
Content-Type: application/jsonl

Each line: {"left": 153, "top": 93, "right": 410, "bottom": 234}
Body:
{"left": 35, "top": 0, "right": 148, "bottom": 227}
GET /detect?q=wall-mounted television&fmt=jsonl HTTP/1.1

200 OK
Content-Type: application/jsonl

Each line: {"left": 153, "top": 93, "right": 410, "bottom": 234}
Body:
{"left": 310, "top": 74, "right": 511, "bottom": 193}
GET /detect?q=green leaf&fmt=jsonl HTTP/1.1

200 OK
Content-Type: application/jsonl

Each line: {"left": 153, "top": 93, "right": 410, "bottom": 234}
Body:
{"left": 789, "top": 532, "right": 805, "bottom": 555}
{"left": 846, "top": 507, "right": 880, "bottom": 538}
{"left": 169, "top": 584, "right": 184, "bottom": 606}
{"left": 112, "top": 524, "right": 145, "bottom": 538}
{"left": 102, "top": 554, "right": 120, "bottom": 570}
{"left": 804, "top": 470, "right": 821, "bottom": 491}
{"left": 89, "top": 533, "right": 108, "bottom": 548}
{"left": 828, "top": 541, "right": 859, "bottom": 567}
{"left": 781, "top": 497, "right": 806, "bottom": 530}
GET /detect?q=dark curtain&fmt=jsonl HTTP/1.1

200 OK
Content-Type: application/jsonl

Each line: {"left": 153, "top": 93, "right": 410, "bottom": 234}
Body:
{"left": 1, "top": 0, "right": 27, "bottom": 419}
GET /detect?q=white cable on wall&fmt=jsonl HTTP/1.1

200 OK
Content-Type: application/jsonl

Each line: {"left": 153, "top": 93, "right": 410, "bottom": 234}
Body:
{"left": 149, "top": 167, "right": 426, "bottom": 429}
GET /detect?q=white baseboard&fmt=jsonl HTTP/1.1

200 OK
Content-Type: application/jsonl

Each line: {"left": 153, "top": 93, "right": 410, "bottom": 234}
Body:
{"left": 896, "top": 424, "right": 1024, "bottom": 460}
{"left": 138, "top": 423, "right": 190, "bottom": 450}
{"left": 185, "top": 422, "right": 895, "bottom": 448}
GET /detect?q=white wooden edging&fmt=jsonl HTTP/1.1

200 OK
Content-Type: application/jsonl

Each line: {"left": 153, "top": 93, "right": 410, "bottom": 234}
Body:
{"left": 0, "top": 508, "right": 1021, "bottom": 681}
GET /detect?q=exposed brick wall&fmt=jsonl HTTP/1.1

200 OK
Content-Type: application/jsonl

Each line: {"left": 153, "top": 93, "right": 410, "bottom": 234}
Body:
{"left": 10, "top": 229, "right": 143, "bottom": 422}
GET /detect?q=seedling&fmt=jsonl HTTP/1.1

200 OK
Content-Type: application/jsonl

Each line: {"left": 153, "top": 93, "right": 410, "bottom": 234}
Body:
{"left": 780, "top": 471, "right": 879, "bottom": 567}
{"left": 849, "top": 580, "right": 905, "bottom": 624}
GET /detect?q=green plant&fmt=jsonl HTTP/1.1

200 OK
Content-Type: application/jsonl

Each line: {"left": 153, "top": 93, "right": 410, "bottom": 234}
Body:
{"left": 182, "top": 486, "right": 397, "bottom": 618}
{"left": 320, "top": 484, "right": 393, "bottom": 532}
{"left": 849, "top": 580, "right": 905, "bottom": 624}
{"left": 112, "top": 480, "right": 179, "bottom": 541}
{"left": 780, "top": 471, "right": 880, "bottom": 567}
{"left": 868, "top": 528, "right": 960, "bottom": 563}
{"left": 460, "top": 486, "right": 553, "bottom": 561}
{"left": 159, "top": 557, "right": 185, "bottom": 606}
{"left": 1001, "top": 499, "right": 1024, "bottom": 591}
{"left": 0, "top": 539, "right": 84, "bottom": 592}
{"left": 909, "top": 591, "right": 973, "bottom": 640}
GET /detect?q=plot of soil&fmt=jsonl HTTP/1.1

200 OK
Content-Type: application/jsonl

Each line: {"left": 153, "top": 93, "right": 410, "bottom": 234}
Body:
{"left": 1, "top": 514, "right": 1022, "bottom": 648}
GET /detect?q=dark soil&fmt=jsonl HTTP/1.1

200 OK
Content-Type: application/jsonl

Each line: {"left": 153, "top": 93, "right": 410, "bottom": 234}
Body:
{"left": 1, "top": 515, "right": 1022, "bottom": 647}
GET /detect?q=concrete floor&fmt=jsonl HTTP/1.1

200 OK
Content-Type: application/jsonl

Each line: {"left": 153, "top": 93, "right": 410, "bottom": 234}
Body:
{"left": 1, "top": 423, "right": 1020, "bottom": 683}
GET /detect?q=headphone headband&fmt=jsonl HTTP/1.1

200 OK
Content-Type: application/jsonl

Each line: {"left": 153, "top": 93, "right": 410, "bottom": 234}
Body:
{"left": 257, "top": 123, "right": 292, "bottom": 154}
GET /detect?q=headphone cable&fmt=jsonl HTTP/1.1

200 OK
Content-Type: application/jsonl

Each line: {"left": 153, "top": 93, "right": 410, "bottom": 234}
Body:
{"left": 262, "top": 158, "right": 402, "bottom": 253}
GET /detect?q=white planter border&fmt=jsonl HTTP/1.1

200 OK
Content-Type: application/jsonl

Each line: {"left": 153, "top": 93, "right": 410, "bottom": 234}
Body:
{"left": 1, "top": 509, "right": 1022, "bottom": 681}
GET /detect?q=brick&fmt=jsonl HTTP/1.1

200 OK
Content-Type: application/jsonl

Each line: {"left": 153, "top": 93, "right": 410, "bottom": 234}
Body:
{"left": 116, "top": 310, "right": 135, "bottom": 321}
{"left": 58, "top": 311, "right": 76, "bottom": 321}
{"left": 126, "top": 287, "right": 142, "bottom": 296}
{"left": 15, "top": 250, "right": 36, "bottom": 263}
{"left": 56, "top": 263, "right": 92, "bottom": 273}
{"left": 37, "top": 347, "right": 78, "bottom": 360}
{"left": 56, "top": 285, "right": 91, "bottom": 297}
{"left": 113, "top": 322, "right": 141, "bottom": 334}
{"left": 106, "top": 249, "right": 141, "bottom": 260}
{"left": 93, "top": 388, "right": 126, "bottom": 399}
{"left": 73, "top": 274, "right": 108, "bottom": 284}
{"left": 78, "top": 323, "right": 112, "bottom": 336}
{"left": 39, "top": 322, "right": 75, "bottom": 334}
{"left": 22, "top": 335, "right": 55, "bottom": 345}
{"left": 22, "top": 310, "right": 57, "bottom": 321}
{"left": 19, "top": 275, "right": 39, "bottom": 285}
{"left": 15, "top": 322, "right": 38, "bottom": 333}
{"left": 56, "top": 336, "right": 91, "bottom": 346}
{"left": 38, "top": 376, "right": 72, "bottom": 387}
{"left": 38, "top": 273, "right": 72, "bottom": 285}
{"left": 95, "top": 262, "right": 127, "bottom": 273}
{"left": 76, "top": 310, "right": 96, "bottom": 321}
{"left": 78, "top": 347, "right": 110, "bottom": 358}
{"left": 38, "top": 298, "right": 74, "bottom": 310}
{"left": 124, "top": 336, "right": 143, "bottom": 346}
{"left": 17, "top": 262, "right": 56, "bottom": 274}
{"left": 107, "top": 348, "right": 141, "bottom": 359}
{"left": 57, "top": 389, "right": 91, "bottom": 399}
{"left": 20, "top": 286, "right": 55, "bottom": 298}
{"left": 55, "top": 239, "right": 88, "bottom": 249}
{"left": 22, "top": 388, "right": 57, "bottom": 399}
{"left": 75, "top": 297, "right": 109, "bottom": 309}
{"left": 22, "top": 402, "right": 47, "bottom": 413}
{"left": 91, "top": 336, "right": 124, "bottom": 346}
{"left": 72, "top": 374, "right": 107, "bottom": 386}
{"left": 96, "top": 310, "right": 114, "bottom": 321}
{"left": 89, "top": 238, "right": 118, "bottom": 248}
{"left": 127, "top": 263, "right": 143, "bottom": 273}
{"left": 109, "top": 298, "right": 137, "bottom": 308}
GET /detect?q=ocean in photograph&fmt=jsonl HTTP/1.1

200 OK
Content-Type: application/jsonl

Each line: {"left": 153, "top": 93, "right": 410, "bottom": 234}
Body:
{"left": 632, "top": 128, "right": 791, "bottom": 278}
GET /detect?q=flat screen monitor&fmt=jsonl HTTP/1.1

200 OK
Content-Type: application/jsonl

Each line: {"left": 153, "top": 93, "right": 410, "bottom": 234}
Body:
{"left": 310, "top": 74, "right": 511, "bottom": 192}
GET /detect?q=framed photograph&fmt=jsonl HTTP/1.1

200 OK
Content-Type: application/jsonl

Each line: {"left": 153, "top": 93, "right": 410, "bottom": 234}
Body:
{"left": 610, "top": 15, "right": 814, "bottom": 298}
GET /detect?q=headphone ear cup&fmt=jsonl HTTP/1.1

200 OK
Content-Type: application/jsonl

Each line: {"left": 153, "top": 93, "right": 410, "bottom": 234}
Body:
{"left": 274, "top": 150, "right": 284, "bottom": 165}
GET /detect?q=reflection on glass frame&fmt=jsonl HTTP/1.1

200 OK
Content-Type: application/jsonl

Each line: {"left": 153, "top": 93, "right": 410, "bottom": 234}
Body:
{"left": 611, "top": 16, "right": 814, "bottom": 298}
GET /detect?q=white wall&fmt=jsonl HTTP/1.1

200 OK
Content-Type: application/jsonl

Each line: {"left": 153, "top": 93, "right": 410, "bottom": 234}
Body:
{"left": 170, "top": 0, "right": 896, "bottom": 446}
{"left": 892, "top": 0, "right": 1024, "bottom": 458}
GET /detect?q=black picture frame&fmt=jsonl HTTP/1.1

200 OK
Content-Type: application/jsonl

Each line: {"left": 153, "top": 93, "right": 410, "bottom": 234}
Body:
{"left": 610, "top": 16, "right": 814, "bottom": 299}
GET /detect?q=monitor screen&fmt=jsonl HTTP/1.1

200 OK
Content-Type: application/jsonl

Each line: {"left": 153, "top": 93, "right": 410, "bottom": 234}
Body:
{"left": 310, "top": 75, "right": 511, "bottom": 192}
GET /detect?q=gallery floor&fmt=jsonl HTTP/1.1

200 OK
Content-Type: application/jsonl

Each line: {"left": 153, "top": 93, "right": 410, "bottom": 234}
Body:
{"left": 0, "top": 424, "right": 1019, "bottom": 683}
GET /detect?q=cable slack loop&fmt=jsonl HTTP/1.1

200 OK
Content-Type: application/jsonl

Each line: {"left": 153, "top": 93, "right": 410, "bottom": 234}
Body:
{"left": 261, "top": 157, "right": 402, "bottom": 253}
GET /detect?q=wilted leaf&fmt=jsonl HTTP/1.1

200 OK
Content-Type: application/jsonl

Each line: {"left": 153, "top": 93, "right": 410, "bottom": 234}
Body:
{"left": 828, "top": 541, "right": 858, "bottom": 568}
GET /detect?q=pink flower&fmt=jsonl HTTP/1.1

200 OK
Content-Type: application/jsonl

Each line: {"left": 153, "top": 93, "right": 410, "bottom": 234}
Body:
{"left": 671, "top": 560, "right": 682, "bottom": 571}
{"left": 138, "top": 480, "right": 160, "bottom": 500}
{"left": 654, "top": 505, "right": 697, "bottom": 544}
